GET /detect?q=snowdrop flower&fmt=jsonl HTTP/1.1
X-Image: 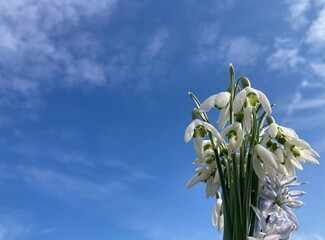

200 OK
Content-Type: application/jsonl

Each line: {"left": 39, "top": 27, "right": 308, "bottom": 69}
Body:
{"left": 233, "top": 87, "right": 271, "bottom": 132}
{"left": 184, "top": 119, "right": 223, "bottom": 161}
{"left": 253, "top": 144, "right": 278, "bottom": 180}
{"left": 259, "top": 176, "right": 306, "bottom": 228}
{"left": 199, "top": 92, "right": 231, "bottom": 129}
{"left": 186, "top": 141, "right": 221, "bottom": 198}
{"left": 221, "top": 122, "right": 244, "bottom": 156}
{"left": 212, "top": 198, "right": 224, "bottom": 232}
{"left": 263, "top": 123, "right": 320, "bottom": 172}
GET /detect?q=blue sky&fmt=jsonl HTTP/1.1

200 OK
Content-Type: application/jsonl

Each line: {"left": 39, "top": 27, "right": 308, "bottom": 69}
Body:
{"left": 0, "top": 0, "right": 324, "bottom": 239}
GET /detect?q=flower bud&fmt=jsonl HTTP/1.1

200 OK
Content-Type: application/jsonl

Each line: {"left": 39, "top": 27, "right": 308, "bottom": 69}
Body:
{"left": 267, "top": 116, "right": 275, "bottom": 124}
{"left": 235, "top": 112, "right": 244, "bottom": 123}
{"left": 192, "top": 109, "right": 200, "bottom": 120}
{"left": 240, "top": 77, "right": 251, "bottom": 88}
{"left": 229, "top": 63, "right": 235, "bottom": 81}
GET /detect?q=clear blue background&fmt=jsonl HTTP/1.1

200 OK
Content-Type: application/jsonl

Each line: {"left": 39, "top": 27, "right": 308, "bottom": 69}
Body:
{"left": 0, "top": 0, "right": 324, "bottom": 239}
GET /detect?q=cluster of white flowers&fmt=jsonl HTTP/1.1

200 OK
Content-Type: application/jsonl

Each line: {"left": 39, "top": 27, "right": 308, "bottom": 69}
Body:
{"left": 184, "top": 65, "right": 319, "bottom": 240}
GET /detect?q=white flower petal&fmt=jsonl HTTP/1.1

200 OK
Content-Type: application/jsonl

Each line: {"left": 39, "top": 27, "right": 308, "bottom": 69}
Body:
{"left": 256, "top": 144, "right": 278, "bottom": 169}
{"left": 256, "top": 90, "right": 272, "bottom": 114}
{"left": 217, "top": 105, "right": 229, "bottom": 130}
{"left": 274, "top": 148, "right": 284, "bottom": 163}
{"left": 253, "top": 156, "right": 265, "bottom": 180}
{"left": 184, "top": 121, "right": 196, "bottom": 143}
{"left": 193, "top": 137, "right": 204, "bottom": 159}
{"left": 244, "top": 105, "right": 252, "bottom": 132}
{"left": 215, "top": 92, "right": 231, "bottom": 108}
{"left": 212, "top": 198, "right": 223, "bottom": 228}
{"left": 201, "top": 122, "right": 223, "bottom": 143}
{"left": 199, "top": 94, "right": 218, "bottom": 113}
{"left": 234, "top": 124, "right": 244, "bottom": 151}
{"left": 289, "top": 157, "right": 303, "bottom": 170}
{"left": 299, "top": 151, "right": 320, "bottom": 165}
{"left": 221, "top": 123, "right": 234, "bottom": 138}
{"left": 268, "top": 123, "right": 278, "bottom": 138}
{"left": 206, "top": 177, "right": 217, "bottom": 198}
{"left": 186, "top": 174, "right": 201, "bottom": 189}
{"left": 233, "top": 89, "right": 247, "bottom": 113}
{"left": 279, "top": 126, "right": 298, "bottom": 139}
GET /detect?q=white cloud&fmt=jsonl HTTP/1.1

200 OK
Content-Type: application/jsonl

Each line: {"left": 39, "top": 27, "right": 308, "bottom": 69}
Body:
{"left": 310, "top": 62, "right": 325, "bottom": 79}
{"left": 267, "top": 38, "right": 305, "bottom": 70}
{"left": 0, "top": 214, "right": 31, "bottom": 240}
{"left": 135, "top": 28, "right": 171, "bottom": 91}
{"left": 17, "top": 166, "right": 126, "bottom": 200}
{"left": 195, "top": 35, "right": 266, "bottom": 68}
{"left": 284, "top": 0, "right": 311, "bottom": 29}
{"left": 220, "top": 37, "right": 266, "bottom": 67}
{"left": 0, "top": 0, "right": 118, "bottom": 106}
{"left": 281, "top": 80, "right": 325, "bottom": 132}
{"left": 306, "top": 4, "right": 325, "bottom": 49}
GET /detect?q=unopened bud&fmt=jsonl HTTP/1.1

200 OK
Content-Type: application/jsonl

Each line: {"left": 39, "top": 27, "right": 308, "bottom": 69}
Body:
{"left": 266, "top": 116, "right": 275, "bottom": 125}
{"left": 236, "top": 112, "right": 244, "bottom": 123}
{"left": 240, "top": 77, "right": 251, "bottom": 88}
{"left": 192, "top": 109, "right": 200, "bottom": 120}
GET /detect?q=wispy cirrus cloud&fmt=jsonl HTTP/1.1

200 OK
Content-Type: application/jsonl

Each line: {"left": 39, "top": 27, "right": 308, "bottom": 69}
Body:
{"left": 266, "top": 38, "right": 305, "bottom": 71}
{"left": 0, "top": 213, "right": 31, "bottom": 240}
{"left": 195, "top": 34, "right": 266, "bottom": 68}
{"left": 283, "top": 0, "right": 311, "bottom": 30}
{"left": 0, "top": 0, "right": 173, "bottom": 112}
{"left": 305, "top": 2, "right": 325, "bottom": 50}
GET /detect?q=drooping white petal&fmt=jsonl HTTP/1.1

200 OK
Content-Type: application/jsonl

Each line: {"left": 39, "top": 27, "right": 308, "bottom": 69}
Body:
{"left": 279, "top": 126, "right": 298, "bottom": 139}
{"left": 185, "top": 174, "right": 201, "bottom": 189}
{"left": 215, "top": 92, "right": 231, "bottom": 108}
{"left": 244, "top": 105, "right": 253, "bottom": 132}
{"left": 253, "top": 156, "right": 265, "bottom": 180}
{"left": 233, "top": 89, "right": 247, "bottom": 113}
{"left": 256, "top": 90, "right": 272, "bottom": 114}
{"left": 307, "top": 147, "right": 320, "bottom": 158}
{"left": 299, "top": 150, "right": 320, "bottom": 164}
{"left": 193, "top": 137, "right": 204, "bottom": 159}
{"left": 274, "top": 148, "right": 284, "bottom": 163}
{"left": 289, "top": 157, "right": 303, "bottom": 170}
{"left": 217, "top": 104, "right": 229, "bottom": 130}
{"left": 206, "top": 177, "right": 218, "bottom": 198}
{"left": 268, "top": 123, "right": 278, "bottom": 138}
{"left": 199, "top": 94, "right": 218, "bottom": 113}
{"left": 184, "top": 121, "right": 196, "bottom": 143}
{"left": 212, "top": 198, "right": 223, "bottom": 230}
{"left": 255, "top": 144, "right": 278, "bottom": 169}
{"left": 221, "top": 123, "right": 234, "bottom": 138}
{"left": 201, "top": 121, "right": 223, "bottom": 143}
{"left": 234, "top": 124, "right": 244, "bottom": 152}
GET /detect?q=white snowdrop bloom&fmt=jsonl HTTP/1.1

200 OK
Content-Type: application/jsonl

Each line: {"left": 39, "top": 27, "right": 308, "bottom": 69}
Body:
{"left": 184, "top": 119, "right": 223, "bottom": 162}
{"left": 185, "top": 141, "right": 221, "bottom": 197}
{"left": 253, "top": 144, "right": 278, "bottom": 180}
{"left": 212, "top": 198, "right": 224, "bottom": 232}
{"left": 262, "top": 122, "right": 320, "bottom": 173}
{"left": 184, "top": 119, "right": 223, "bottom": 144}
{"left": 221, "top": 122, "right": 244, "bottom": 156}
{"left": 199, "top": 92, "right": 231, "bottom": 129}
{"left": 233, "top": 87, "right": 272, "bottom": 132}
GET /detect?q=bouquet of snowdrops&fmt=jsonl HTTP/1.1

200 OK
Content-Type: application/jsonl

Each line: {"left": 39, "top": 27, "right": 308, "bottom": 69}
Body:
{"left": 184, "top": 64, "right": 320, "bottom": 240}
